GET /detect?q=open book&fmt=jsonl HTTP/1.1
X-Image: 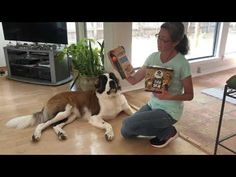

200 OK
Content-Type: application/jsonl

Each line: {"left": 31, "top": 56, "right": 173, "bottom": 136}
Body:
{"left": 108, "top": 46, "right": 134, "bottom": 79}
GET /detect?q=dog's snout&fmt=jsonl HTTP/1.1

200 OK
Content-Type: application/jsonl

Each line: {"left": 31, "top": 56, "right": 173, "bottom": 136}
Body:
{"left": 109, "top": 80, "right": 116, "bottom": 89}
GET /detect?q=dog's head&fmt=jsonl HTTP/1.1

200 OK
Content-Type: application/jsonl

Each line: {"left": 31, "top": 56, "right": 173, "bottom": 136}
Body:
{"left": 95, "top": 72, "right": 121, "bottom": 95}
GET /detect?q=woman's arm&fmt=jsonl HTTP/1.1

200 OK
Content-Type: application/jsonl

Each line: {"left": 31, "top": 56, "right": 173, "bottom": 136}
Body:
{"left": 126, "top": 66, "right": 146, "bottom": 85}
{"left": 155, "top": 75, "right": 194, "bottom": 101}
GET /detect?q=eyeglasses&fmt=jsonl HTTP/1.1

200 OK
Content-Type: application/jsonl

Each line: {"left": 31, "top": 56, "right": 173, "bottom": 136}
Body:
{"left": 155, "top": 34, "right": 172, "bottom": 43}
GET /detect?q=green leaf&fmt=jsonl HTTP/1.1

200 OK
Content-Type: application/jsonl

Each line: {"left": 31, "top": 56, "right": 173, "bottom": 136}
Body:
{"left": 59, "top": 38, "right": 105, "bottom": 77}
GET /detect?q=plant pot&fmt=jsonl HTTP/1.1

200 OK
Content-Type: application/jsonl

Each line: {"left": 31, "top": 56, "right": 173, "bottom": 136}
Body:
{"left": 78, "top": 76, "right": 98, "bottom": 91}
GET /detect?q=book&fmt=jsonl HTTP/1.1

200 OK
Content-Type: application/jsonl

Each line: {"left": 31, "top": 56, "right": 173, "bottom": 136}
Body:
{"left": 108, "top": 46, "right": 134, "bottom": 79}
{"left": 145, "top": 65, "right": 173, "bottom": 93}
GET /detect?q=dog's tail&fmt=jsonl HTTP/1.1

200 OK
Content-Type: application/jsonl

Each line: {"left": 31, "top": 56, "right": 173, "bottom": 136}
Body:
{"left": 6, "top": 115, "right": 35, "bottom": 129}
{"left": 6, "top": 109, "right": 45, "bottom": 129}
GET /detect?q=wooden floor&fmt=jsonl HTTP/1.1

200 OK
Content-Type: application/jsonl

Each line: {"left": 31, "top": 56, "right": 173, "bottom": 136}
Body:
{"left": 10, "top": 69, "right": 236, "bottom": 155}
{"left": 0, "top": 69, "right": 236, "bottom": 155}
{"left": 0, "top": 72, "right": 222, "bottom": 155}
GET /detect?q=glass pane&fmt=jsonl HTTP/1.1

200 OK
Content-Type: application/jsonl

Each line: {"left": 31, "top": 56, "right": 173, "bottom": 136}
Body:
{"left": 86, "top": 22, "right": 104, "bottom": 44}
{"left": 131, "top": 22, "right": 163, "bottom": 68}
{"left": 225, "top": 22, "right": 236, "bottom": 54}
{"left": 66, "top": 22, "right": 76, "bottom": 44}
{"left": 186, "top": 22, "right": 217, "bottom": 59}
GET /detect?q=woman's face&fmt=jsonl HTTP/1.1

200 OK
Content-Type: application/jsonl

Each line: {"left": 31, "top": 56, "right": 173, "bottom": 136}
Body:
{"left": 156, "top": 28, "right": 175, "bottom": 52}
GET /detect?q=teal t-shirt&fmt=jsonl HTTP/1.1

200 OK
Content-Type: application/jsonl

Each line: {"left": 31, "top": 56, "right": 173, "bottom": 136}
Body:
{"left": 144, "top": 52, "right": 191, "bottom": 121}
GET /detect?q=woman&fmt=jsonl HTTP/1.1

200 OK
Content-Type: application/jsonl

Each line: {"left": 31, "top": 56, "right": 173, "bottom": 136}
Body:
{"left": 120, "top": 22, "right": 194, "bottom": 148}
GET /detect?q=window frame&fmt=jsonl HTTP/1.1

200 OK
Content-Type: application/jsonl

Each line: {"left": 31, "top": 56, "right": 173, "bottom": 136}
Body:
{"left": 186, "top": 22, "right": 220, "bottom": 61}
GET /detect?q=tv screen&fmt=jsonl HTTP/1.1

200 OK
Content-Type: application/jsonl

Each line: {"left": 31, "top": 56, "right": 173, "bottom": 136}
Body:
{"left": 2, "top": 22, "right": 68, "bottom": 44}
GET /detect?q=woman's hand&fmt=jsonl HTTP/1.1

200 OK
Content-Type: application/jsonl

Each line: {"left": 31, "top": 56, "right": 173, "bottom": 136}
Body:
{"left": 153, "top": 75, "right": 194, "bottom": 101}
{"left": 126, "top": 76, "right": 135, "bottom": 85}
{"left": 126, "top": 66, "right": 146, "bottom": 85}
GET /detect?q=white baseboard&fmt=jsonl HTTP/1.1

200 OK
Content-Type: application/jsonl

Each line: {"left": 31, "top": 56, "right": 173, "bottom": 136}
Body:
{"left": 191, "top": 57, "right": 236, "bottom": 77}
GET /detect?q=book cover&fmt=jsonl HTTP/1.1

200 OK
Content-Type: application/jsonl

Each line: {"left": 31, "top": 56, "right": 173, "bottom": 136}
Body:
{"left": 145, "top": 65, "right": 173, "bottom": 93}
{"left": 108, "top": 46, "right": 134, "bottom": 79}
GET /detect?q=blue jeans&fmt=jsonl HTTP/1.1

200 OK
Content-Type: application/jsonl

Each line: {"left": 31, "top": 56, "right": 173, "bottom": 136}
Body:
{"left": 120, "top": 104, "right": 177, "bottom": 140}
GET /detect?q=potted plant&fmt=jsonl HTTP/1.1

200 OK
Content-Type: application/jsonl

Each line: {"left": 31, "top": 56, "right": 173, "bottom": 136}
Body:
{"left": 57, "top": 38, "right": 105, "bottom": 91}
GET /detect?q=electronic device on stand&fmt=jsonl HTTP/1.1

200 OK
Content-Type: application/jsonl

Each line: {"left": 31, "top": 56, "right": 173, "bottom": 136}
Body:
{"left": 2, "top": 22, "right": 73, "bottom": 86}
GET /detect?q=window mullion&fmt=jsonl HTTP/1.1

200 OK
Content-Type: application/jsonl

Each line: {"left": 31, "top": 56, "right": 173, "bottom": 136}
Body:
{"left": 218, "top": 22, "right": 230, "bottom": 59}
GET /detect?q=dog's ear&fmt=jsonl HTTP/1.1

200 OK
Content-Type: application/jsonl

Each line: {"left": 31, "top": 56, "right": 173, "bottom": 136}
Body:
{"left": 95, "top": 74, "right": 107, "bottom": 94}
{"left": 109, "top": 72, "right": 121, "bottom": 90}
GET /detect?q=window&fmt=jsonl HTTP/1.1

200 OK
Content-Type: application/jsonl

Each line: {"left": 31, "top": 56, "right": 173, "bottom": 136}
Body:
{"left": 86, "top": 22, "right": 104, "bottom": 43}
{"left": 66, "top": 22, "right": 76, "bottom": 44}
{"left": 131, "top": 22, "right": 219, "bottom": 68}
{"left": 185, "top": 22, "right": 218, "bottom": 60}
{"left": 84, "top": 22, "right": 104, "bottom": 49}
{"left": 131, "top": 22, "right": 163, "bottom": 68}
{"left": 225, "top": 22, "right": 236, "bottom": 54}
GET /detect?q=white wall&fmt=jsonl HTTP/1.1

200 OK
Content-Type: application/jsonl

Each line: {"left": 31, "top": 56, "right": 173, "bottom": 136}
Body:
{"left": 190, "top": 56, "right": 236, "bottom": 77}
{"left": 103, "top": 22, "right": 134, "bottom": 91}
{"left": 0, "top": 22, "right": 8, "bottom": 67}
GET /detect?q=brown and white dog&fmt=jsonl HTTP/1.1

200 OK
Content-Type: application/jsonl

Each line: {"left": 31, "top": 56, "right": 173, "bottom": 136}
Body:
{"left": 6, "top": 72, "right": 134, "bottom": 142}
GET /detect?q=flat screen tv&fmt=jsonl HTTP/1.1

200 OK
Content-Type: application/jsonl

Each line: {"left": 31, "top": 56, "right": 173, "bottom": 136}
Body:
{"left": 2, "top": 22, "right": 68, "bottom": 44}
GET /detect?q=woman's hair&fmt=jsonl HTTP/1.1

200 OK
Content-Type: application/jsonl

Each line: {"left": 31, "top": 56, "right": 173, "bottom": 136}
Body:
{"left": 161, "top": 22, "right": 189, "bottom": 55}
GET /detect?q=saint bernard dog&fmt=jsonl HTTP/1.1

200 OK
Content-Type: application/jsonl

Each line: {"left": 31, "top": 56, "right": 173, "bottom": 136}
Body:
{"left": 6, "top": 72, "right": 134, "bottom": 142}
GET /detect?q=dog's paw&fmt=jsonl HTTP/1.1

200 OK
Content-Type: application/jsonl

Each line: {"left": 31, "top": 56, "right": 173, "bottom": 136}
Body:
{"left": 32, "top": 134, "right": 40, "bottom": 143}
{"left": 58, "top": 132, "right": 67, "bottom": 141}
{"left": 105, "top": 131, "right": 114, "bottom": 141}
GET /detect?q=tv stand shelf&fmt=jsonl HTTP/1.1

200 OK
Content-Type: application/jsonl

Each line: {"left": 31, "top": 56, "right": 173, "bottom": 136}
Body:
{"left": 4, "top": 45, "right": 73, "bottom": 86}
